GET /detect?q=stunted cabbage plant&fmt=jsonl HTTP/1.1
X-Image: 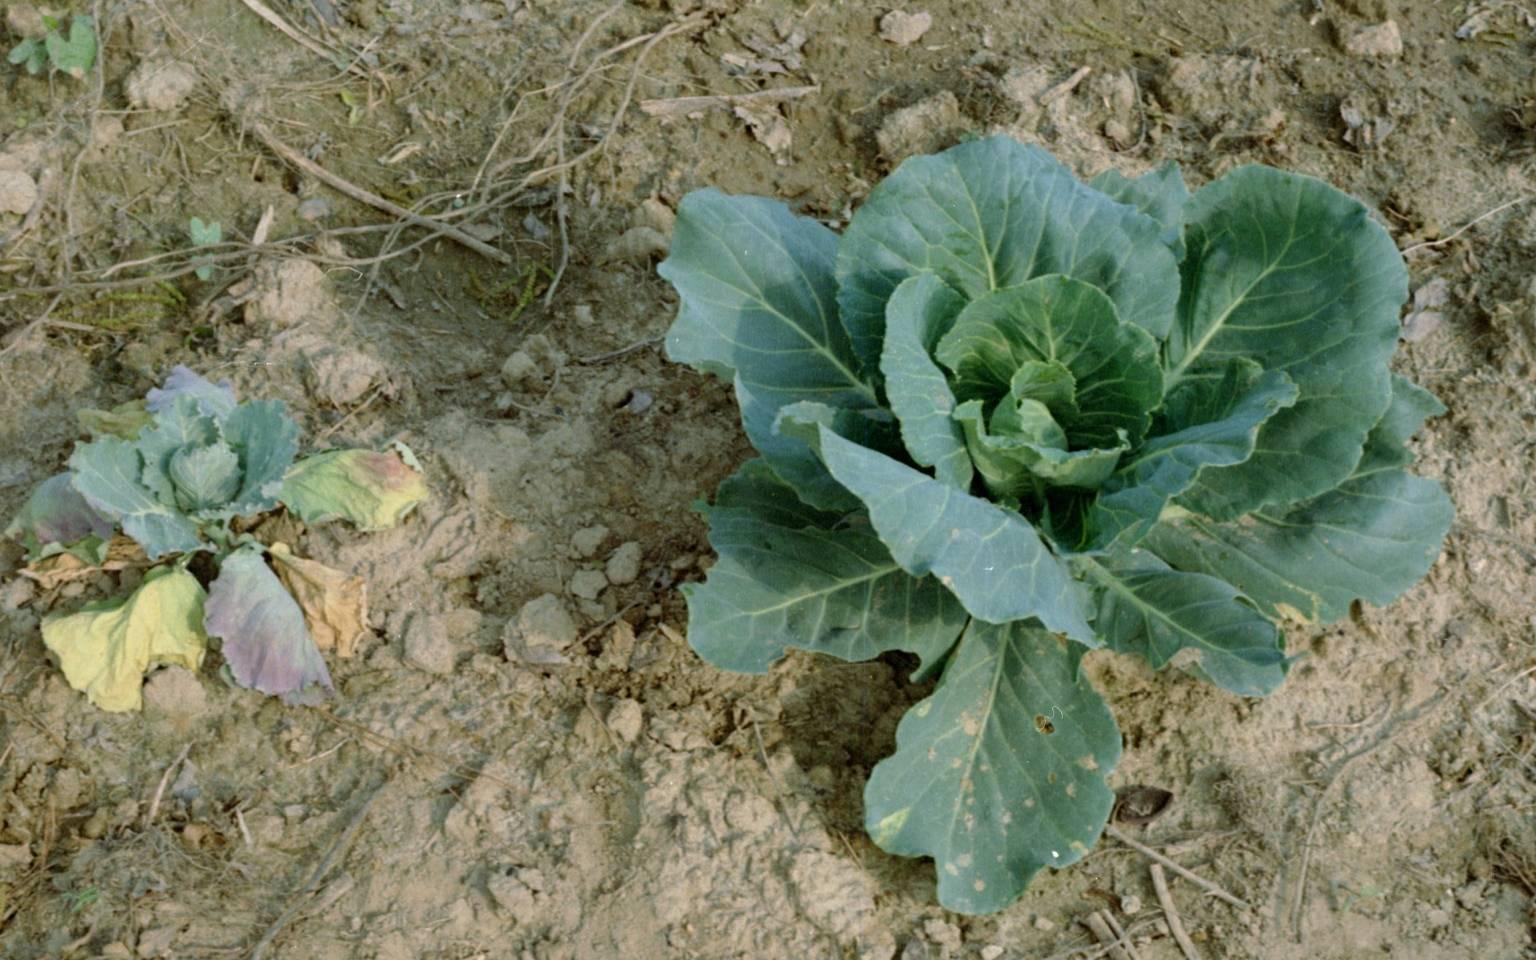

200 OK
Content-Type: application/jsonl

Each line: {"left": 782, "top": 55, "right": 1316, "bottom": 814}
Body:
{"left": 7, "top": 367, "right": 428, "bottom": 711}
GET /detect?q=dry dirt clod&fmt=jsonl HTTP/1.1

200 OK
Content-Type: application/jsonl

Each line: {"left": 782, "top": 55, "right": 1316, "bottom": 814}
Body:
{"left": 486, "top": 870, "right": 539, "bottom": 923}
{"left": 143, "top": 667, "right": 209, "bottom": 720}
{"left": 499, "top": 349, "right": 539, "bottom": 389}
{"left": 603, "top": 225, "right": 670, "bottom": 263}
{"left": 607, "top": 698, "right": 644, "bottom": 743}
{"left": 505, "top": 593, "right": 579, "bottom": 662}
{"left": 876, "top": 90, "right": 965, "bottom": 162}
{"left": 1402, "top": 277, "right": 1449, "bottom": 342}
{"left": 571, "top": 524, "right": 611, "bottom": 558}
{"left": 569, "top": 568, "right": 608, "bottom": 600}
{"left": 605, "top": 541, "right": 643, "bottom": 585}
{"left": 5, "top": 4, "right": 44, "bottom": 35}
{"left": 402, "top": 612, "right": 461, "bottom": 676}
{"left": 878, "top": 10, "right": 933, "bottom": 46}
{"left": 790, "top": 849, "right": 877, "bottom": 940}
{"left": 0, "top": 168, "right": 38, "bottom": 215}
{"left": 245, "top": 259, "right": 338, "bottom": 330}
{"left": 922, "top": 918, "right": 961, "bottom": 948}
{"left": 1344, "top": 20, "right": 1403, "bottom": 58}
{"left": 126, "top": 60, "right": 200, "bottom": 112}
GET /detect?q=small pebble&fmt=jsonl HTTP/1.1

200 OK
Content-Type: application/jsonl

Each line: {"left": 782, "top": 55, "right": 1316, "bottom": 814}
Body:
{"left": 980, "top": 947, "right": 1004, "bottom": 960}
{"left": 1120, "top": 894, "right": 1143, "bottom": 915}
{"left": 1033, "top": 915, "right": 1056, "bottom": 932}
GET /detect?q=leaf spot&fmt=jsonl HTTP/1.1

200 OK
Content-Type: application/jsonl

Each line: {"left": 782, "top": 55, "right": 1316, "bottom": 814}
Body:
{"left": 973, "top": 879, "right": 986, "bottom": 892}
{"left": 1034, "top": 714, "right": 1056, "bottom": 734}
{"left": 1076, "top": 754, "right": 1098, "bottom": 771}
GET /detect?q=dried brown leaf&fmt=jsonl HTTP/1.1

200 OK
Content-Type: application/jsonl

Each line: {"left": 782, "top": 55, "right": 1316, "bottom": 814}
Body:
{"left": 268, "top": 542, "right": 368, "bottom": 658}
{"left": 21, "top": 536, "right": 150, "bottom": 590}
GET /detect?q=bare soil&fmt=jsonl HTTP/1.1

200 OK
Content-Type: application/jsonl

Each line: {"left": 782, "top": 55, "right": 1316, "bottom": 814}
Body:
{"left": 0, "top": 1, "right": 1533, "bottom": 958}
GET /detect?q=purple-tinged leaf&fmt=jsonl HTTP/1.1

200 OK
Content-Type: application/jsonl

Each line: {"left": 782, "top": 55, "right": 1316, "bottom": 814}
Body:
{"left": 145, "top": 366, "right": 237, "bottom": 418}
{"left": 5, "top": 473, "right": 116, "bottom": 558}
{"left": 205, "top": 547, "right": 333, "bottom": 702}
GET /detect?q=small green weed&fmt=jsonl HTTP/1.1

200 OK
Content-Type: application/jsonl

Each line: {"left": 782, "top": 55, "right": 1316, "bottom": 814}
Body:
{"left": 188, "top": 217, "right": 222, "bottom": 281}
{"left": 7, "top": 14, "right": 96, "bottom": 79}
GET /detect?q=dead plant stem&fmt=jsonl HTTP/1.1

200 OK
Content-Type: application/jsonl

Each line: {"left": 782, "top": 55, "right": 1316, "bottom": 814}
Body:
{"left": 1150, "top": 863, "right": 1202, "bottom": 960}
{"left": 1103, "top": 825, "right": 1253, "bottom": 911}
{"left": 244, "top": 119, "right": 514, "bottom": 265}
{"left": 248, "top": 777, "right": 386, "bottom": 960}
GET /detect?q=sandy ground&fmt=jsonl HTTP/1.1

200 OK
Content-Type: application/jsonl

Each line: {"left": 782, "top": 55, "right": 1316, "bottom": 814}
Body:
{"left": 0, "top": 1, "right": 1533, "bottom": 957}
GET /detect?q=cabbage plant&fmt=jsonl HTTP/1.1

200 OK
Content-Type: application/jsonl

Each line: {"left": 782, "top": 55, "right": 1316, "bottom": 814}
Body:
{"left": 6, "top": 367, "right": 428, "bottom": 711}
{"left": 658, "top": 136, "right": 1451, "bottom": 913}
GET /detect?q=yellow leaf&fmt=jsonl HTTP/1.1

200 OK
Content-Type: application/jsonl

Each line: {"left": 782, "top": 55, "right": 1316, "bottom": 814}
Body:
{"left": 268, "top": 543, "right": 368, "bottom": 659}
{"left": 41, "top": 566, "right": 207, "bottom": 712}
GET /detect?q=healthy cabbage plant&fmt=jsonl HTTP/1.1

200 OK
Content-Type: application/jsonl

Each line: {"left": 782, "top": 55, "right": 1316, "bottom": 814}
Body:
{"left": 6, "top": 367, "right": 428, "bottom": 712}
{"left": 659, "top": 136, "right": 1452, "bottom": 913}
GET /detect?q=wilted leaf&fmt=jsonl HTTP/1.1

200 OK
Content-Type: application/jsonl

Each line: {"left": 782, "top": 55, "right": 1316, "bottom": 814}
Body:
{"left": 269, "top": 542, "right": 368, "bottom": 658}
{"left": 41, "top": 565, "right": 207, "bottom": 712}
{"left": 22, "top": 535, "right": 149, "bottom": 590}
{"left": 5, "top": 473, "right": 116, "bottom": 559}
{"left": 75, "top": 401, "right": 152, "bottom": 439}
{"left": 205, "top": 547, "right": 333, "bottom": 702}
{"left": 281, "top": 448, "right": 428, "bottom": 531}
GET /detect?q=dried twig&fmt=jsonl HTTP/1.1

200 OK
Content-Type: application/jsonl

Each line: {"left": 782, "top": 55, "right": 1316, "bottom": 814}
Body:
{"left": 238, "top": 0, "right": 368, "bottom": 80}
{"left": 576, "top": 336, "right": 663, "bottom": 364}
{"left": 0, "top": 697, "right": 67, "bottom": 751}
{"left": 315, "top": 711, "right": 517, "bottom": 789}
{"left": 1101, "top": 909, "right": 1142, "bottom": 960}
{"left": 0, "top": 293, "right": 66, "bottom": 363}
{"left": 243, "top": 119, "right": 514, "bottom": 265}
{"left": 1289, "top": 690, "right": 1447, "bottom": 940}
{"left": 1151, "top": 863, "right": 1202, "bottom": 960}
{"left": 1041, "top": 920, "right": 1161, "bottom": 960}
{"left": 639, "top": 85, "right": 821, "bottom": 117}
{"left": 1401, "top": 196, "right": 1532, "bottom": 255}
{"left": 1040, "top": 66, "right": 1093, "bottom": 105}
{"left": 248, "top": 777, "right": 386, "bottom": 960}
{"left": 143, "top": 744, "right": 192, "bottom": 830}
{"left": 1103, "top": 825, "right": 1253, "bottom": 911}
{"left": 1083, "top": 910, "right": 1136, "bottom": 960}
